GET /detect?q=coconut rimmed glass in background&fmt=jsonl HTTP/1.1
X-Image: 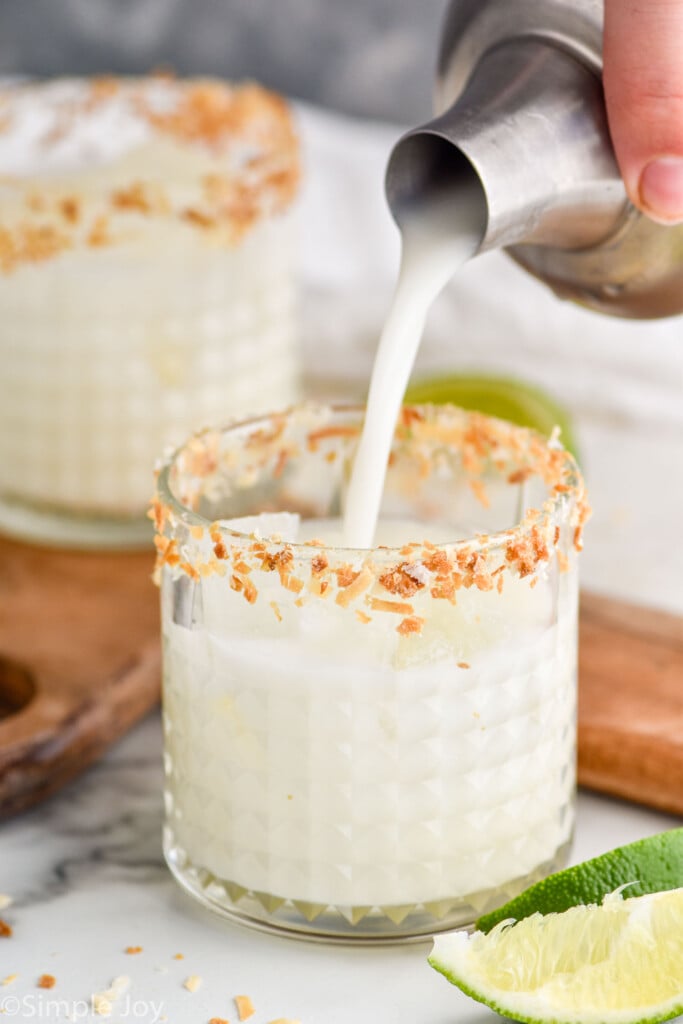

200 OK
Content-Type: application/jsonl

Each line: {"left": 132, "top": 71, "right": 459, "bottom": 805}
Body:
{"left": 0, "top": 76, "right": 300, "bottom": 547}
{"left": 154, "top": 403, "right": 589, "bottom": 942}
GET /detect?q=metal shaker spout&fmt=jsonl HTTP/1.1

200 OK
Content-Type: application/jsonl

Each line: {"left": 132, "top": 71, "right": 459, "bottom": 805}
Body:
{"left": 386, "top": 39, "right": 627, "bottom": 255}
{"left": 386, "top": 0, "right": 683, "bottom": 319}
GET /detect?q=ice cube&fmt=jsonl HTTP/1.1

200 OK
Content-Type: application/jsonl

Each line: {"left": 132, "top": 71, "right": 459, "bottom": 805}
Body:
{"left": 219, "top": 512, "right": 301, "bottom": 543}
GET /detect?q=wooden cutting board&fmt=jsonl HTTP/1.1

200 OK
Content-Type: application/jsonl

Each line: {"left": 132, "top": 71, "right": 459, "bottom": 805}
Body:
{"left": 578, "top": 593, "right": 683, "bottom": 818}
{"left": 0, "top": 535, "right": 681, "bottom": 820}
{"left": 0, "top": 536, "right": 160, "bottom": 820}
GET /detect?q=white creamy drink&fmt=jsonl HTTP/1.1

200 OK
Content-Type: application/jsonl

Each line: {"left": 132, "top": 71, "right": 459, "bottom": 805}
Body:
{"left": 156, "top": 401, "right": 588, "bottom": 938}
{"left": 0, "top": 77, "right": 300, "bottom": 543}
{"left": 164, "top": 514, "right": 577, "bottom": 914}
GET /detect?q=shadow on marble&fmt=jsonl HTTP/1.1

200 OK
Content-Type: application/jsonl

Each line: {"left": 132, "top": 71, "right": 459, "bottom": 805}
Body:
{"left": 1, "top": 713, "right": 165, "bottom": 906}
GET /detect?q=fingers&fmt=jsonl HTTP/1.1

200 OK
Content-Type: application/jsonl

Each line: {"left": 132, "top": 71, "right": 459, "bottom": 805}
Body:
{"left": 603, "top": 0, "right": 683, "bottom": 224}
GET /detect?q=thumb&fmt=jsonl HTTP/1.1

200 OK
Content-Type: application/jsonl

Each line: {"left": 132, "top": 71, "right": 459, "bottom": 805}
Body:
{"left": 604, "top": 0, "right": 683, "bottom": 224}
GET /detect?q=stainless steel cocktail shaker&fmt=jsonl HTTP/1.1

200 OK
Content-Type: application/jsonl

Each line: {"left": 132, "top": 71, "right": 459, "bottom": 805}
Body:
{"left": 385, "top": 0, "right": 683, "bottom": 318}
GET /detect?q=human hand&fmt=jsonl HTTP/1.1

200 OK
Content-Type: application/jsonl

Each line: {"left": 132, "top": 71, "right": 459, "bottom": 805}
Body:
{"left": 604, "top": 0, "right": 683, "bottom": 224}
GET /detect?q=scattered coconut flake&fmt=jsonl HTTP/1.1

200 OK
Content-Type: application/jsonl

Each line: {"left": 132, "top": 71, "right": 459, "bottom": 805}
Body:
{"left": 0, "top": 895, "right": 12, "bottom": 910}
{"left": 92, "top": 975, "right": 130, "bottom": 1016}
{"left": 235, "top": 994, "right": 255, "bottom": 1020}
{"left": 92, "top": 994, "right": 112, "bottom": 1015}
{"left": 1, "top": 974, "right": 18, "bottom": 986}
{"left": 37, "top": 974, "right": 56, "bottom": 989}
{"left": 184, "top": 974, "right": 203, "bottom": 993}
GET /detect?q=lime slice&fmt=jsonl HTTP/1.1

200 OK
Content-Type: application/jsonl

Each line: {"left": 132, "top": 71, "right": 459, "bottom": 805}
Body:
{"left": 404, "top": 374, "right": 578, "bottom": 457}
{"left": 430, "top": 888, "right": 683, "bottom": 1024}
{"left": 477, "top": 828, "right": 683, "bottom": 933}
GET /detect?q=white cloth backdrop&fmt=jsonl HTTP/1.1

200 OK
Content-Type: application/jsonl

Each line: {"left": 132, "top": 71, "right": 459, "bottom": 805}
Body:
{"left": 296, "top": 104, "right": 683, "bottom": 614}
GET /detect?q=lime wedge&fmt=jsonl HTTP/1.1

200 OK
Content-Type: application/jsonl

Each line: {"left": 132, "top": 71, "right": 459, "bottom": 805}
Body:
{"left": 477, "top": 828, "right": 683, "bottom": 933}
{"left": 404, "top": 374, "right": 578, "bottom": 457}
{"left": 430, "top": 888, "right": 683, "bottom": 1024}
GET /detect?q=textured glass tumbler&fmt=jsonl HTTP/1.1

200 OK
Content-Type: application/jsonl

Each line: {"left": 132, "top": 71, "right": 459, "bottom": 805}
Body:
{"left": 155, "top": 404, "right": 588, "bottom": 942}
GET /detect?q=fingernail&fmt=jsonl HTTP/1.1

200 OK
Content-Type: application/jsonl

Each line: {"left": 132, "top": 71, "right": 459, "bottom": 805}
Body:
{"left": 639, "top": 157, "right": 683, "bottom": 224}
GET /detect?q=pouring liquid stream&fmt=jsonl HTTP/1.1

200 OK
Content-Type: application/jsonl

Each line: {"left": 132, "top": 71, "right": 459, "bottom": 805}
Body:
{"left": 342, "top": 178, "right": 486, "bottom": 548}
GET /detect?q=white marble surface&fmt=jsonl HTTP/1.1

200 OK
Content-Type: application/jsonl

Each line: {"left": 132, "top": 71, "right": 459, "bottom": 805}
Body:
{"left": 0, "top": 103, "right": 682, "bottom": 1023}
{"left": 0, "top": 716, "right": 678, "bottom": 1024}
